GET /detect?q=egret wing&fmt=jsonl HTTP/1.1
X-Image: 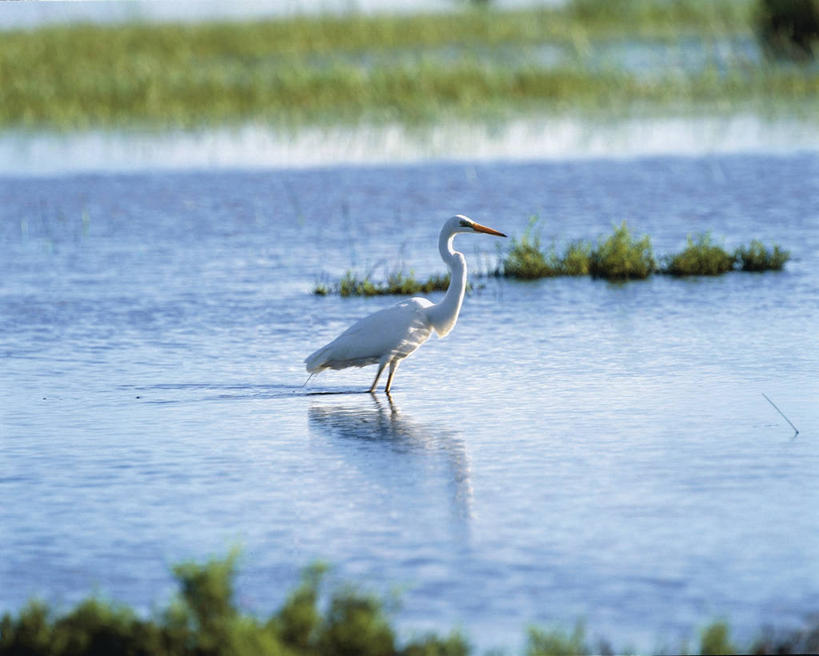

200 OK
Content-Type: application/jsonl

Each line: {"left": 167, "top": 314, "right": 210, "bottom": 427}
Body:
{"left": 305, "top": 298, "right": 433, "bottom": 372}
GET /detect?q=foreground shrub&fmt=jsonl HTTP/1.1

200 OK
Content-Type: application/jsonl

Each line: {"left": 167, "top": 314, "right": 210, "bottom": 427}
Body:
{"left": 0, "top": 554, "right": 468, "bottom": 656}
{"left": 735, "top": 240, "right": 790, "bottom": 271}
{"left": 589, "top": 221, "right": 656, "bottom": 280}
{"left": 663, "top": 233, "right": 736, "bottom": 276}
{"left": 2, "top": 552, "right": 819, "bottom": 655}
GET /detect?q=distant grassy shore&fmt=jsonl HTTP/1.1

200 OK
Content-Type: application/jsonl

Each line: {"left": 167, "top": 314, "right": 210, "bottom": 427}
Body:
{"left": 2, "top": 0, "right": 818, "bottom": 129}
{"left": 2, "top": 552, "right": 817, "bottom": 655}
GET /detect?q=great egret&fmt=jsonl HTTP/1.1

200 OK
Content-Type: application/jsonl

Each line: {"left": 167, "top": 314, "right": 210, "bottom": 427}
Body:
{"left": 305, "top": 215, "right": 506, "bottom": 394}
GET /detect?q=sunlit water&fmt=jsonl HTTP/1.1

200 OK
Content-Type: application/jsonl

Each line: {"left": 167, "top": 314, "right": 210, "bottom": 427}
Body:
{"left": 2, "top": 154, "right": 818, "bottom": 651}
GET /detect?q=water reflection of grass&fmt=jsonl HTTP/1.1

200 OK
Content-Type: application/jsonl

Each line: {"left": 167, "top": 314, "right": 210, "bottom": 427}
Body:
{"left": 2, "top": 552, "right": 817, "bottom": 655}
{"left": 2, "top": 0, "right": 817, "bottom": 129}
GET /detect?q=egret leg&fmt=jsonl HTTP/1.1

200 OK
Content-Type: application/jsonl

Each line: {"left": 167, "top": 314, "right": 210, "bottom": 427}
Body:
{"left": 368, "top": 361, "right": 388, "bottom": 393}
{"left": 384, "top": 360, "right": 400, "bottom": 395}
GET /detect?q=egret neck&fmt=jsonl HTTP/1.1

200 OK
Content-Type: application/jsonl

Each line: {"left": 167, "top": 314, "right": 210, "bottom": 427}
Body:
{"left": 426, "top": 229, "right": 467, "bottom": 338}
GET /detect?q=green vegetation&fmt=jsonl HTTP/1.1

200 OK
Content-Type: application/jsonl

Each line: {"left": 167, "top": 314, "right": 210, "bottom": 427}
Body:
{"left": 735, "top": 239, "right": 791, "bottom": 270}
{"left": 2, "top": 553, "right": 818, "bottom": 655}
{"left": 662, "top": 233, "right": 736, "bottom": 276}
{"left": 588, "top": 221, "right": 656, "bottom": 280}
{"left": 317, "top": 224, "right": 790, "bottom": 294}
{"left": 1, "top": 0, "right": 818, "bottom": 129}
{"left": 315, "top": 270, "right": 453, "bottom": 297}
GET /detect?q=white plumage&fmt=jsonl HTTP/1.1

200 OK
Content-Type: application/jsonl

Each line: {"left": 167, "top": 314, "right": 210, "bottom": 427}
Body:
{"left": 305, "top": 215, "right": 506, "bottom": 393}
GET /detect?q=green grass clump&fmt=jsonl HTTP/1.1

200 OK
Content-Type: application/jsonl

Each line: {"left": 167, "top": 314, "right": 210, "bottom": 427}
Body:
{"left": 0, "top": 553, "right": 468, "bottom": 656}
{"left": 316, "top": 270, "right": 453, "bottom": 296}
{"left": 560, "top": 240, "right": 593, "bottom": 276}
{"left": 588, "top": 221, "right": 656, "bottom": 280}
{"left": 663, "top": 233, "right": 736, "bottom": 276}
{"left": 735, "top": 239, "right": 790, "bottom": 271}
{"left": 503, "top": 225, "right": 563, "bottom": 279}
{"left": 502, "top": 218, "right": 591, "bottom": 279}
{"left": 3, "top": 552, "right": 818, "bottom": 655}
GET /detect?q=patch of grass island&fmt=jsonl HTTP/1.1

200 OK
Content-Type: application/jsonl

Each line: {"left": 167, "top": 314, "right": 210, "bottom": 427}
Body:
{"left": 314, "top": 270, "right": 453, "bottom": 297}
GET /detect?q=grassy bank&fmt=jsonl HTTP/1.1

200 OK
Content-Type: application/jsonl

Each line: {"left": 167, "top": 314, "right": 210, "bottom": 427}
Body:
{"left": 1, "top": 552, "right": 817, "bottom": 656}
{"left": 2, "top": 0, "right": 818, "bottom": 129}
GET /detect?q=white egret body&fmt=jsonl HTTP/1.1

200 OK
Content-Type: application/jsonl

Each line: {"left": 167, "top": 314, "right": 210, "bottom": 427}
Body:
{"left": 305, "top": 215, "right": 506, "bottom": 393}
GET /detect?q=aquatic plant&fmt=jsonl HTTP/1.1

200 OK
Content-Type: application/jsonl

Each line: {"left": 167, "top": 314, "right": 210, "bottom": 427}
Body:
{"left": 2, "top": 552, "right": 819, "bottom": 656}
{"left": 588, "top": 221, "right": 656, "bottom": 280}
{"left": 502, "top": 218, "right": 592, "bottom": 279}
{"left": 735, "top": 239, "right": 790, "bottom": 271}
{"left": 315, "top": 270, "right": 454, "bottom": 297}
{"left": 560, "top": 240, "right": 593, "bottom": 276}
{"left": 502, "top": 219, "right": 562, "bottom": 279}
{"left": 662, "top": 233, "right": 736, "bottom": 276}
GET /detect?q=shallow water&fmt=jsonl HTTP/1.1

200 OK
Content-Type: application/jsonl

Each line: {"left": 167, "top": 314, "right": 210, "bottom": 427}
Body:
{"left": 2, "top": 154, "right": 818, "bottom": 651}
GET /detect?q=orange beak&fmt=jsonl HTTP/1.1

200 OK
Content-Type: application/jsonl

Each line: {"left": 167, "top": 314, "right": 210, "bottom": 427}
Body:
{"left": 472, "top": 222, "right": 507, "bottom": 237}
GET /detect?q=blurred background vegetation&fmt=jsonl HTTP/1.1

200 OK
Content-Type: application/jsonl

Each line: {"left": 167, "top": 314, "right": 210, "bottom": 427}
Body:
{"left": 0, "top": 0, "right": 817, "bottom": 129}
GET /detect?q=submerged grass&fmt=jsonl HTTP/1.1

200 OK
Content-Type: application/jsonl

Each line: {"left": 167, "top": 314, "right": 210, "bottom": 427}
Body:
{"left": 2, "top": 552, "right": 818, "bottom": 656}
{"left": 1, "top": 0, "right": 817, "bottom": 129}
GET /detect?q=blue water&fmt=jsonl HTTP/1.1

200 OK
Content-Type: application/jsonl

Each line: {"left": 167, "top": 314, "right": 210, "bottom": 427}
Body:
{"left": 2, "top": 154, "right": 818, "bottom": 651}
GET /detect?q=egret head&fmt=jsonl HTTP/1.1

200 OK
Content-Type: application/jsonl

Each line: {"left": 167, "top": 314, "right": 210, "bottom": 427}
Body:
{"left": 450, "top": 214, "right": 507, "bottom": 238}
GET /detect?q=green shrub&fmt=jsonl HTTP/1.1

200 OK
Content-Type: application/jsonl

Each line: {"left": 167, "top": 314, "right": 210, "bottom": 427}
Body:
{"left": 735, "top": 240, "right": 790, "bottom": 271}
{"left": 561, "top": 240, "right": 593, "bottom": 276}
{"left": 526, "top": 622, "right": 588, "bottom": 656}
{"left": 315, "top": 270, "right": 453, "bottom": 296}
{"left": 699, "top": 620, "right": 736, "bottom": 655}
{"left": 663, "top": 233, "right": 736, "bottom": 276}
{"left": 589, "top": 222, "right": 656, "bottom": 280}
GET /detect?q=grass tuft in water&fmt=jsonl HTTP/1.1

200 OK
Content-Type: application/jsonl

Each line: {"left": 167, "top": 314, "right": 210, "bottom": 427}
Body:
{"left": 316, "top": 270, "right": 453, "bottom": 297}
{"left": 526, "top": 622, "right": 588, "bottom": 656}
{"left": 699, "top": 620, "right": 737, "bottom": 655}
{"left": 662, "top": 233, "right": 736, "bottom": 276}
{"left": 588, "top": 221, "right": 656, "bottom": 280}
{"left": 735, "top": 239, "right": 790, "bottom": 271}
{"left": 502, "top": 218, "right": 563, "bottom": 279}
{"left": 502, "top": 218, "right": 592, "bottom": 279}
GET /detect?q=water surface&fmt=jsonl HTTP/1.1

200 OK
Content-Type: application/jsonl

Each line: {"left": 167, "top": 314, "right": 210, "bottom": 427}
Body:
{"left": 2, "top": 155, "right": 818, "bottom": 650}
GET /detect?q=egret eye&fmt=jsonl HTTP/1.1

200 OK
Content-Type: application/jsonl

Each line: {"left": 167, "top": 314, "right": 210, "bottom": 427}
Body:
{"left": 459, "top": 219, "right": 471, "bottom": 227}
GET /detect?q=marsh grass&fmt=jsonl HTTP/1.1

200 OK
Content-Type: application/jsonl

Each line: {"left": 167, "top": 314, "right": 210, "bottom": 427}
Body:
{"left": 321, "top": 225, "right": 790, "bottom": 294}
{"left": 588, "top": 221, "right": 656, "bottom": 280}
{"left": 315, "top": 270, "right": 453, "bottom": 297}
{"left": 735, "top": 239, "right": 791, "bottom": 271}
{"left": 1, "top": 0, "right": 817, "bottom": 129}
{"left": 496, "top": 222, "right": 790, "bottom": 286}
{"left": 2, "top": 552, "right": 817, "bottom": 656}
{"left": 662, "top": 233, "right": 736, "bottom": 276}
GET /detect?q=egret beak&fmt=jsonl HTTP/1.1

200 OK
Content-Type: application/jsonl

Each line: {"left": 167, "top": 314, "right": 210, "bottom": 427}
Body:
{"left": 471, "top": 222, "right": 507, "bottom": 238}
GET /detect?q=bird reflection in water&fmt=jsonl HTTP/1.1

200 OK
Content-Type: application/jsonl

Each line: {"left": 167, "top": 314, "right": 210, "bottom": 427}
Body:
{"left": 308, "top": 395, "right": 474, "bottom": 520}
